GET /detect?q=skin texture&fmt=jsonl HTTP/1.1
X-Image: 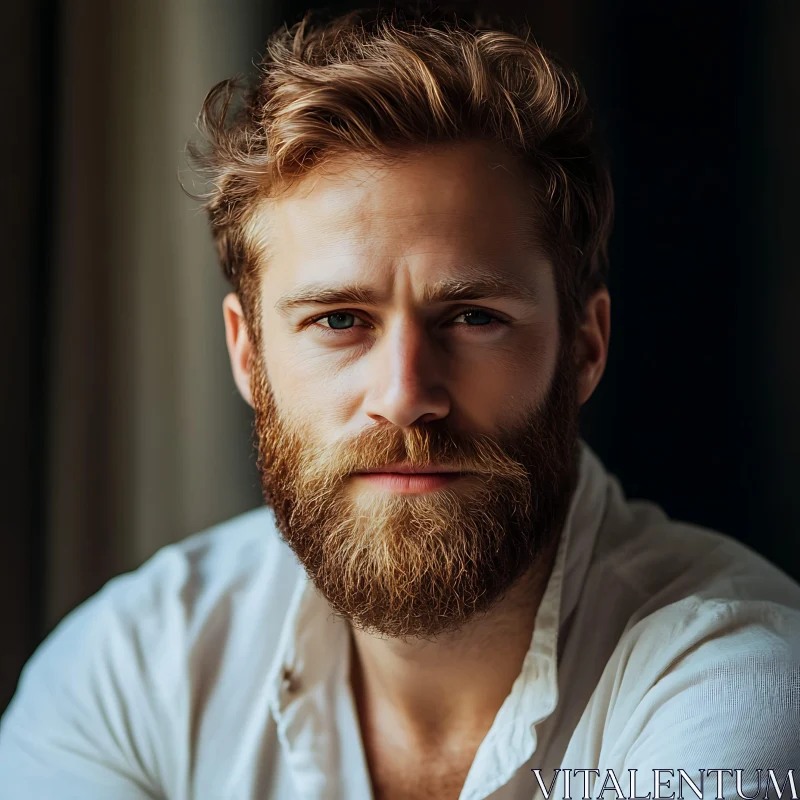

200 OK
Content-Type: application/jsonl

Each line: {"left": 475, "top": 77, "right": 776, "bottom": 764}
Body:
{"left": 222, "top": 141, "right": 610, "bottom": 799}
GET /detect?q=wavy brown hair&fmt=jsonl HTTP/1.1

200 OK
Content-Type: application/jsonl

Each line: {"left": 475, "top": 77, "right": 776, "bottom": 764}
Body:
{"left": 187, "top": 3, "right": 614, "bottom": 335}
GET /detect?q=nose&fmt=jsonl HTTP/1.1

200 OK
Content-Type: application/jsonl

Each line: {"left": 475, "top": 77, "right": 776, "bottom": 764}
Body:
{"left": 363, "top": 319, "right": 451, "bottom": 428}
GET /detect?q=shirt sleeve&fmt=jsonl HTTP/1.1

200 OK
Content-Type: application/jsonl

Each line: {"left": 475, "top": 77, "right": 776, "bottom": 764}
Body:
{"left": 0, "top": 563, "right": 184, "bottom": 800}
{"left": 611, "top": 605, "right": 800, "bottom": 800}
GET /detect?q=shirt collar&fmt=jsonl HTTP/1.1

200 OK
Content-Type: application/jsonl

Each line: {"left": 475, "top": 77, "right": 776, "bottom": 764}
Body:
{"left": 266, "top": 439, "right": 610, "bottom": 794}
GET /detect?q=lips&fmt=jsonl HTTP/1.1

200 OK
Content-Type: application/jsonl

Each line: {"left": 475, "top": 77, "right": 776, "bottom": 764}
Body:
{"left": 357, "top": 463, "right": 463, "bottom": 475}
{"left": 352, "top": 464, "right": 469, "bottom": 494}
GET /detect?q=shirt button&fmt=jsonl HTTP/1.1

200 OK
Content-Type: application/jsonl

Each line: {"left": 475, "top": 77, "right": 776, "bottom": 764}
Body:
{"left": 281, "top": 666, "right": 301, "bottom": 694}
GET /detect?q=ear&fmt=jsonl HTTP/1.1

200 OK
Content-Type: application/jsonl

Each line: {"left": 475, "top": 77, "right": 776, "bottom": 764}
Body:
{"left": 575, "top": 287, "right": 611, "bottom": 406}
{"left": 222, "top": 292, "right": 255, "bottom": 408}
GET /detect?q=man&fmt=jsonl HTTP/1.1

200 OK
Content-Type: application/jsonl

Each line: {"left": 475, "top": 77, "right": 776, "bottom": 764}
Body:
{"left": 1, "top": 5, "right": 798, "bottom": 800}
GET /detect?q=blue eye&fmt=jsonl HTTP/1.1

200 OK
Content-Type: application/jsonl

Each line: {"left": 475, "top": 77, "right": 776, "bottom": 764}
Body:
{"left": 453, "top": 309, "right": 496, "bottom": 326}
{"left": 323, "top": 312, "right": 357, "bottom": 329}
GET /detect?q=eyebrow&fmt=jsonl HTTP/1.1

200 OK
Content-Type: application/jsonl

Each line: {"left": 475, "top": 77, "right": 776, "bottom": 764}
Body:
{"left": 421, "top": 275, "right": 539, "bottom": 305}
{"left": 274, "top": 270, "right": 540, "bottom": 315}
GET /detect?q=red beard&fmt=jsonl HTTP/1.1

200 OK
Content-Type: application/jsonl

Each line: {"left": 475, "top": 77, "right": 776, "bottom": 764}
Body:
{"left": 250, "top": 346, "right": 580, "bottom": 639}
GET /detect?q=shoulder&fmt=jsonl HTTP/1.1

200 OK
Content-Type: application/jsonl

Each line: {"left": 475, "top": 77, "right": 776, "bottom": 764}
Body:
{"left": 52, "top": 504, "right": 303, "bottom": 672}
{"left": 582, "top": 481, "right": 800, "bottom": 770}
{"left": 605, "top": 514, "right": 800, "bottom": 663}
{"left": 592, "top": 475, "right": 800, "bottom": 680}
{"left": 582, "top": 471, "right": 800, "bottom": 646}
{"left": 0, "top": 506, "right": 302, "bottom": 797}
{"left": 138, "top": 504, "right": 302, "bottom": 634}
{"left": 16, "top": 503, "right": 302, "bottom": 694}
{"left": 606, "top": 606, "right": 800, "bottom": 775}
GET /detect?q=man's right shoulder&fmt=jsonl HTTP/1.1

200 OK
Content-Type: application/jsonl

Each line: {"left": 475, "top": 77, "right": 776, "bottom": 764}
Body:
{"left": 0, "top": 506, "right": 304, "bottom": 797}
{"left": 155, "top": 504, "right": 301, "bottom": 606}
{"left": 21, "top": 503, "right": 303, "bottom": 676}
{"left": 12, "top": 502, "right": 305, "bottom": 694}
{"left": 0, "top": 507, "right": 304, "bottom": 800}
{"left": 107, "top": 504, "right": 304, "bottom": 652}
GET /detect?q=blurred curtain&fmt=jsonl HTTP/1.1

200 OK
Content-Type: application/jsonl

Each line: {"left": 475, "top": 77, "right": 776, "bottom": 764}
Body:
{"left": 43, "top": 0, "right": 268, "bottom": 636}
{"left": 762, "top": 1, "right": 800, "bottom": 566}
{"left": 1, "top": 0, "right": 52, "bottom": 720}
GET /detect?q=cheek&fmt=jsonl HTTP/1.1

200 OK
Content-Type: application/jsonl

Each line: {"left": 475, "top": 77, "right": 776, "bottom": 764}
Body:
{"left": 260, "top": 332, "right": 363, "bottom": 428}
{"left": 454, "top": 323, "right": 559, "bottom": 428}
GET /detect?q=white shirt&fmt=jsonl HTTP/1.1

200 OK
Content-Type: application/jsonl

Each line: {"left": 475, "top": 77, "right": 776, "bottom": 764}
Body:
{"left": 1, "top": 442, "right": 799, "bottom": 800}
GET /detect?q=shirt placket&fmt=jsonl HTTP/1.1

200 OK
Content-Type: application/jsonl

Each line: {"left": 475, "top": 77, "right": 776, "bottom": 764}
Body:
{"left": 268, "top": 579, "right": 375, "bottom": 800}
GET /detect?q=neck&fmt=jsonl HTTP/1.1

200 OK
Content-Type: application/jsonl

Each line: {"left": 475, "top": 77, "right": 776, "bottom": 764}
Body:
{"left": 348, "top": 533, "right": 561, "bottom": 752}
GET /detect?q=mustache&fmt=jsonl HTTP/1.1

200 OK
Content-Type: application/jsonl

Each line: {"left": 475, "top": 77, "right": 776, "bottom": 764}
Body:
{"left": 293, "top": 420, "right": 531, "bottom": 491}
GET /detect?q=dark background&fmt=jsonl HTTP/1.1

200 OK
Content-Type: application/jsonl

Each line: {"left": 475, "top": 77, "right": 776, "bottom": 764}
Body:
{"left": 3, "top": 0, "right": 798, "bottom": 715}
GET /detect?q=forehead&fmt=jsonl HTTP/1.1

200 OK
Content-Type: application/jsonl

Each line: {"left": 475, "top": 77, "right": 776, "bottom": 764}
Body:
{"left": 248, "top": 142, "right": 551, "bottom": 295}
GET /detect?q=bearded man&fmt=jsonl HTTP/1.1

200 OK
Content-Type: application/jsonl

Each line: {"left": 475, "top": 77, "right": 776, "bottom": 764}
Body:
{"left": 1, "top": 5, "right": 798, "bottom": 800}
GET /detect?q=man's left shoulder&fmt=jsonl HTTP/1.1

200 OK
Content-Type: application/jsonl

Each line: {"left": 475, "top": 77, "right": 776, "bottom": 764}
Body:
{"left": 582, "top": 482, "right": 800, "bottom": 767}
{"left": 604, "top": 597, "right": 800, "bottom": 775}
{"left": 594, "top": 486, "right": 800, "bottom": 622}
{"left": 593, "top": 508, "right": 800, "bottom": 719}
{"left": 591, "top": 587, "right": 800, "bottom": 776}
{"left": 612, "top": 515, "right": 800, "bottom": 694}
{"left": 613, "top": 587, "right": 800, "bottom": 693}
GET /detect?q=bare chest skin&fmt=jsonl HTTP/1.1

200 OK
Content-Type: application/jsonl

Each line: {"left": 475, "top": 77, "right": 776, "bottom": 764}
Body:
{"left": 360, "top": 728, "right": 480, "bottom": 800}
{"left": 351, "top": 654, "right": 486, "bottom": 800}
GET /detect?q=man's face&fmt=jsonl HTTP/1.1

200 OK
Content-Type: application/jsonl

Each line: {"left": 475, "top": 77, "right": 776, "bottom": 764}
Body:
{"left": 242, "top": 142, "right": 584, "bottom": 639}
